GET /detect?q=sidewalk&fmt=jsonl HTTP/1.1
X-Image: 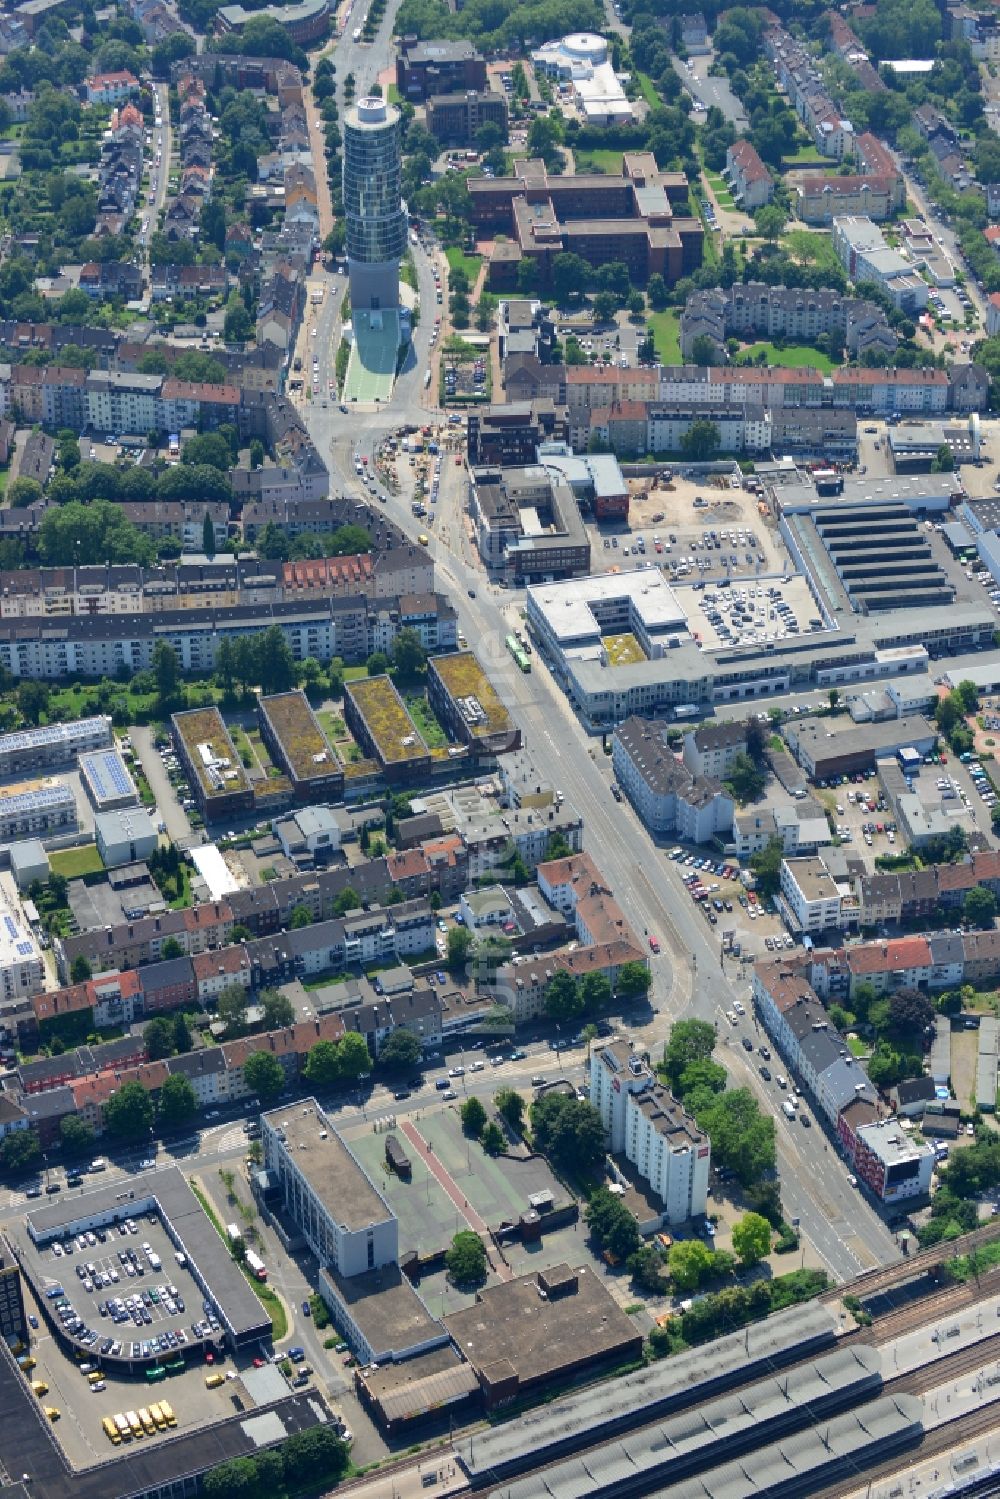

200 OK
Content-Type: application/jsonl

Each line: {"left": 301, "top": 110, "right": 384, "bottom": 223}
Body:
{"left": 337, "top": 1456, "right": 466, "bottom": 1499}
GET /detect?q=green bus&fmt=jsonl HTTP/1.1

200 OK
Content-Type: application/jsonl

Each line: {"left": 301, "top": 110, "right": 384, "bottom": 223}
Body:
{"left": 145, "top": 1366, "right": 166, "bottom": 1383}
{"left": 505, "top": 634, "right": 531, "bottom": 674}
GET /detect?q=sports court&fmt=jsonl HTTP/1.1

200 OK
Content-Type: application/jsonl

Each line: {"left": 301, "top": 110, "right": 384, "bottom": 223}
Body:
{"left": 343, "top": 309, "right": 400, "bottom": 405}
{"left": 408, "top": 1109, "right": 563, "bottom": 1230}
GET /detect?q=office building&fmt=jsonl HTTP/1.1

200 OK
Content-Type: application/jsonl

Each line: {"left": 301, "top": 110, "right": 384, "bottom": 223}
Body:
{"left": 343, "top": 97, "right": 408, "bottom": 314}
{"left": 427, "top": 91, "right": 507, "bottom": 148}
{"left": 395, "top": 39, "right": 486, "bottom": 100}
{"left": 590, "top": 1040, "right": 709, "bottom": 1223}
{"left": 853, "top": 1120, "right": 935, "bottom": 1202}
{"left": 262, "top": 1100, "right": 398, "bottom": 1275}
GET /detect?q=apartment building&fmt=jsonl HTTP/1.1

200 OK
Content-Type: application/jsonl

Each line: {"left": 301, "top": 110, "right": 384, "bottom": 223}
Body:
{"left": 590, "top": 1041, "right": 709, "bottom": 1222}
{"left": 612, "top": 717, "right": 733, "bottom": 842}
{"left": 724, "top": 140, "right": 772, "bottom": 209}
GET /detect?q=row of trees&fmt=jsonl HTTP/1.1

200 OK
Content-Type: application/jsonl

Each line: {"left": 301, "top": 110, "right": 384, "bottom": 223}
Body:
{"left": 202, "top": 1424, "right": 349, "bottom": 1499}
{"left": 541, "top": 963, "right": 650, "bottom": 1023}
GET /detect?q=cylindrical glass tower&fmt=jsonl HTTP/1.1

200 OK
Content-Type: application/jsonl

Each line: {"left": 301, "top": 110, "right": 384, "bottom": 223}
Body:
{"left": 343, "top": 97, "right": 408, "bottom": 313}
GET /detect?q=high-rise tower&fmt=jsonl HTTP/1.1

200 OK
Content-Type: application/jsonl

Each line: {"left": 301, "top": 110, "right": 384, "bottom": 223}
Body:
{"left": 343, "top": 96, "right": 408, "bottom": 314}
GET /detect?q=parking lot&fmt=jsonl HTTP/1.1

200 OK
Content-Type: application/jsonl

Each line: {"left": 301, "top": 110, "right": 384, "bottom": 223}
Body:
{"left": 679, "top": 573, "right": 819, "bottom": 650}
{"left": 30, "top": 1211, "right": 213, "bottom": 1366}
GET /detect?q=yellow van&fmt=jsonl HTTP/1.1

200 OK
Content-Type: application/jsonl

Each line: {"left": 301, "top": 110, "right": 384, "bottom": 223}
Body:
{"left": 102, "top": 1417, "right": 120, "bottom": 1445}
{"left": 44, "top": 1407, "right": 60, "bottom": 1422}
{"left": 148, "top": 1403, "right": 167, "bottom": 1430}
{"left": 18, "top": 1356, "right": 36, "bottom": 1372}
{"left": 126, "top": 1411, "right": 143, "bottom": 1439}
{"left": 159, "top": 1401, "right": 177, "bottom": 1427}
{"left": 30, "top": 1380, "right": 48, "bottom": 1396}
{"left": 87, "top": 1370, "right": 103, "bottom": 1385}
{"left": 205, "top": 1372, "right": 225, "bottom": 1389}
{"left": 138, "top": 1408, "right": 156, "bottom": 1435}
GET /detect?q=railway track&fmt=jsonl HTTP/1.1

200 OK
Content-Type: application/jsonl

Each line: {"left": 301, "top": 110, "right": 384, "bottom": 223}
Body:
{"left": 888, "top": 1331, "right": 1000, "bottom": 1396}
{"left": 866, "top": 1274, "right": 1000, "bottom": 1345}
{"left": 821, "top": 1223, "right": 1000, "bottom": 1307}
{"left": 816, "top": 1404, "right": 1000, "bottom": 1499}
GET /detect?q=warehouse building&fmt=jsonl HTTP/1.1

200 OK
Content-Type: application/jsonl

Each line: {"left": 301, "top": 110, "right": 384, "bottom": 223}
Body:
{"left": 94, "top": 807, "right": 158, "bottom": 868}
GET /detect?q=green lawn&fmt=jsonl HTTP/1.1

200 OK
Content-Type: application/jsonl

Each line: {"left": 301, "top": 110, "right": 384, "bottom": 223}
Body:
{"left": 574, "top": 147, "right": 626, "bottom": 173}
{"left": 647, "top": 309, "right": 681, "bottom": 363}
{"left": 738, "top": 342, "right": 836, "bottom": 372}
{"left": 636, "top": 72, "right": 660, "bottom": 109}
{"left": 50, "top": 845, "right": 106, "bottom": 879}
{"left": 705, "top": 172, "right": 735, "bottom": 208}
{"left": 445, "top": 246, "right": 482, "bottom": 285}
{"left": 782, "top": 229, "right": 842, "bottom": 274}
{"left": 782, "top": 143, "right": 831, "bottom": 165}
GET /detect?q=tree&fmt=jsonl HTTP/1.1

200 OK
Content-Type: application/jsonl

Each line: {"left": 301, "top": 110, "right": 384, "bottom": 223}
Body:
{"left": 494, "top": 1088, "right": 525, "bottom": 1133}
{"left": 931, "top": 443, "right": 954, "bottom": 473}
{"left": 217, "top": 983, "right": 249, "bottom": 1038}
{"left": 202, "top": 511, "right": 217, "bottom": 559}
{"left": 668, "top": 1237, "right": 713, "bottom": 1290}
{"left": 543, "top": 969, "right": 584, "bottom": 1022}
{"left": 754, "top": 203, "right": 787, "bottom": 242}
{"left": 749, "top": 836, "right": 783, "bottom": 897}
{"left": 530, "top": 1093, "right": 605, "bottom": 1172}
{"left": 828, "top": 688, "right": 840, "bottom": 710}
{"left": 647, "top": 272, "right": 668, "bottom": 310}
{"left": 446, "top": 1229, "right": 487, "bottom": 1285}
{"left": 243, "top": 1051, "right": 285, "bottom": 1103}
{"left": 379, "top": 1029, "right": 422, "bottom": 1072}
{"left": 888, "top": 986, "right": 935, "bottom": 1038}
{"left": 337, "top": 1032, "right": 372, "bottom": 1080}
{"left": 144, "top": 1016, "right": 177, "bottom": 1061}
{"left": 104, "top": 1080, "right": 155, "bottom": 1141}
{"left": 332, "top": 887, "right": 361, "bottom": 917}
{"left": 460, "top": 1096, "right": 487, "bottom": 1137}
{"left": 158, "top": 1072, "right": 197, "bottom": 1128}
{"left": 628, "top": 1243, "right": 668, "bottom": 1292}
{"left": 690, "top": 334, "right": 718, "bottom": 367}
{"left": 257, "top": 989, "right": 294, "bottom": 1031}
{"left": 731, "top": 1211, "right": 772, "bottom": 1266}
{"left": 154, "top": 641, "right": 180, "bottom": 708}
{"left": 965, "top": 887, "right": 997, "bottom": 930}
{"left": 694, "top": 1088, "right": 775, "bottom": 1186}
{"left": 303, "top": 1040, "right": 342, "bottom": 1088}
{"left": 726, "top": 751, "right": 767, "bottom": 804}
{"left": 289, "top": 905, "right": 312, "bottom": 930}
{"left": 447, "top": 925, "right": 474, "bottom": 971}
{"left": 585, "top": 1185, "right": 641, "bottom": 1260}
{"left": 680, "top": 419, "right": 721, "bottom": 462}
{"left": 174, "top": 1012, "right": 192, "bottom": 1054}
{"left": 8, "top": 477, "right": 43, "bottom": 510}
{"left": 580, "top": 972, "right": 611, "bottom": 1014}
{"left": 17, "top": 680, "right": 50, "bottom": 727}
{"left": 551, "top": 251, "right": 589, "bottom": 303}
{"left": 663, "top": 1019, "right": 717, "bottom": 1092}
{"left": 617, "top": 962, "right": 651, "bottom": 998}
{"left": 282, "top": 1427, "right": 349, "bottom": 1487}
{"left": 956, "top": 679, "right": 980, "bottom": 715}
{"left": 59, "top": 1114, "right": 95, "bottom": 1154}
{"left": 0, "top": 1130, "right": 41, "bottom": 1173}
{"left": 481, "top": 1120, "right": 505, "bottom": 1155}
{"left": 592, "top": 290, "right": 619, "bottom": 325}
{"left": 70, "top": 954, "right": 92, "bottom": 983}
{"left": 161, "top": 937, "right": 183, "bottom": 961}
{"left": 392, "top": 627, "right": 427, "bottom": 678}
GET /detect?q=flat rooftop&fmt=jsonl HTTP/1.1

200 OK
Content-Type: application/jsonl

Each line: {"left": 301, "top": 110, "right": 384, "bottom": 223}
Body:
{"left": 429, "top": 653, "right": 514, "bottom": 740}
{"left": 345, "top": 676, "right": 429, "bottom": 765}
{"left": 172, "top": 708, "right": 249, "bottom": 801}
{"left": 264, "top": 1101, "right": 393, "bottom": 1233}
{"left": 444, "top": 1264, "right": 640, "bottom": 1387}
{"left": 320, "top": 1262, "right": 443, "bottom": 1359}
{"left": 15, "top": 1166, "right": 271, "bottom": 1344}
{"left": 259, "top": 691, "right": 340, "bottom": 784}
{"left": 528, "top": 570, "right": 687, "bottom": 647}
